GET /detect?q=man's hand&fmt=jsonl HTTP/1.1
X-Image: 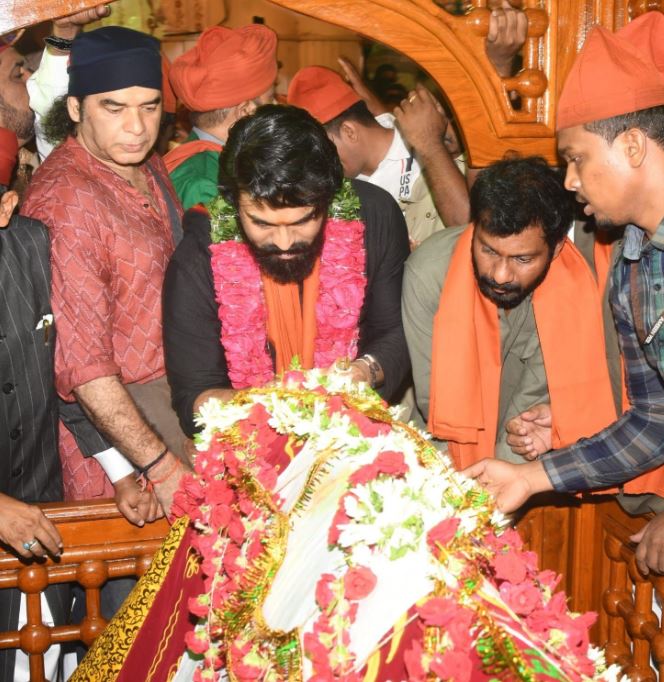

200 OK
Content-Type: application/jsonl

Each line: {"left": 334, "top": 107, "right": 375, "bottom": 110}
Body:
{"left": 394, "top": 85, "right": 448, "bottom": 155}
{"left": 462, "top": 458, "right": 552, "bottom": 513}
{"left": 337, "top": 57, "right": 388, "bottom": 117}
{"left": 631, "top": 513, "right": 664, "bottom": 575}
{"left": 0, "top": 493, "right": 63, "bottom": 558}
{"left": 113, "top": 473, "right": 164, "bottom": 527}
{"left": 147, "top": 452, "right": 189, "bottom": 519}
{"left": 505, "top": 403, "right": 552, "bottom": 460}
{"left": 485, "top": 1, "right": 528, "bottom": 77}
{"left": 52, "top": 4, "right": 111, "bottom": 41}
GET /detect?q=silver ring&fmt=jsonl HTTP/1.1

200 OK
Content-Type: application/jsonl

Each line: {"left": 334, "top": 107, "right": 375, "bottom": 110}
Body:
{"left": 22, "top": 539, "right": 38, "bottom": 551}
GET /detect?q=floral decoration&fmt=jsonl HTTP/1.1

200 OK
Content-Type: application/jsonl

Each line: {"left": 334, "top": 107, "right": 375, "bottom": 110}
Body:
{"left": 206, "top": 179, "right": 366, "bottom": 388}
{"left": 171, "top": 369, "right": 628, "bottom": 682}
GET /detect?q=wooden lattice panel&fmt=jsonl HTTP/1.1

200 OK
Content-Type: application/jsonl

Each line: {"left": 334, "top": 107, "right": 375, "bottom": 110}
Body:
{"left": 0, "top": 501, "right": 169, "bottom": 682}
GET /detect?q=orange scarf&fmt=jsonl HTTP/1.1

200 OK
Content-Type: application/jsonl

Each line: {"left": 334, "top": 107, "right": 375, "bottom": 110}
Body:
{"left": 164, "top": 139, "right": 223, "bottom": 174}
{"left": 428, "top": 226, "right": 617, "bottom": 470}
{"left": 261, "top": 260, "right": 320, "bottom": 373}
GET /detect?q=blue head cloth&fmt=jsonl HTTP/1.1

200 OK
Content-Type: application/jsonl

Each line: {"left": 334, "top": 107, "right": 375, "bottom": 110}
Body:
{"left": 68, "top": 26, "right": 161, "bottom": 97}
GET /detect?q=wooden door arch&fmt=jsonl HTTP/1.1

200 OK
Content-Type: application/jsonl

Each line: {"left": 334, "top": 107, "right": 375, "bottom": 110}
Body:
{"left": 264, "top": 0, "right": 664, "bottom": 166}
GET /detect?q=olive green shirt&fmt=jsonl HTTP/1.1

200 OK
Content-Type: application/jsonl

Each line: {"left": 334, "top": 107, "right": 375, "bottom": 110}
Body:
{"left": 402, "top": 223, "right": 623, "bottom": 463}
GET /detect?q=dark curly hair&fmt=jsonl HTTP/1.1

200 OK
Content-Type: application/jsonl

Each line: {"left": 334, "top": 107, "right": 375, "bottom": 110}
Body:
{"left": 470, "top": 156, "right": 573, "bottom": 251}
{"left": 218, "top": 104, "right": 343, "bottom": 214}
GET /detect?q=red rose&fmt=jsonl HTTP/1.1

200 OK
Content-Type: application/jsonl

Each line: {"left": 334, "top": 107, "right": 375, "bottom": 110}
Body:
{"left": 430, "top": 650, "right": 472, "bottom": 682}
{"left": 427, "top": 517, "right": 460, "bottom": 553}
{"left": 184, "top": 628, "right": 209, "bottom": 655}
{"left": 416, "top": 597, "right": 456, "bottom": 626}
{"left": 315, "top": 574, "right": 336, "bottom": 610}
{"left": 492, "top": 551, "right": 528, "bottom": 584}
{"left": 227, "top": 516, "right": 246, "bottom": 544}
{"left": 328, "top": 503, "right": 350, "bottom": 545}
{"left": 206, "top": 479, "right": 234, "bottom": 506}
{"left": 187, "top": 594, "right": 209, "bottom": 618}
{"left": 209, "top": 503, "right": 232, "bottom": 529}
{"left": 352, "top": 413, "right": 391, "bottom": 438}
{"left": 343, "top": 566, "right": 377, "bottom": 600}
{"left": 499, "top": 581, "right": 543, "bottom": 616}
{"left": 374, "top": 450, "right": 409, "bottom": 477}
{"left": 403, "top": 640, "right": 426, "bottom": 681}
{"left": 349, "top": 463, "right": 379, "bottom": 486}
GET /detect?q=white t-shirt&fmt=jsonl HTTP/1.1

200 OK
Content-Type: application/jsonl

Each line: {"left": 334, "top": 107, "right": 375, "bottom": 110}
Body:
{"left": 356, "top": 115, "right": 422, "bottom": 204}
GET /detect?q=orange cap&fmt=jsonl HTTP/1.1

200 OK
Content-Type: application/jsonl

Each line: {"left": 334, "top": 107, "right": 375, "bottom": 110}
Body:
{"left": 0, "top": 127, "right": 18, "bottom": 187}
{"left": 170, "top": 25, "right": 277, "bottom": 112}
{"left": 618, "top": 11, "right": 664, "bottom": 72}
{"left": 557, "top": 20, "right": 664, "bottom": 130}
{"left": 287, "top": 66, "right": 361, "bottom": 124}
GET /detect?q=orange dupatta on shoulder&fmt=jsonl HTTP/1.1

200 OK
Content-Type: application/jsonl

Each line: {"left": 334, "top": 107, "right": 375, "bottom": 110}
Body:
{"left": 164, "top": 140, "right": 223, "bottom": 174}
{"left": 428, "top": 226, "right": 617, "bottom": 471}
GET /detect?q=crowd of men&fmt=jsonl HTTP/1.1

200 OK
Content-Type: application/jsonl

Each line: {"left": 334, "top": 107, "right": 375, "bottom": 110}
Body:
{"left": 2, "top": 1, "right": 664, "bottom": 678}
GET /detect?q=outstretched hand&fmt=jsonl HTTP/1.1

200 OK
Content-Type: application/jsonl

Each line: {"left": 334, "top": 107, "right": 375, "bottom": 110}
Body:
{"left": 505, "top": 403, "right": 552, "bottom": 460}
{"left": 462, "top": 458, "right": 552, "bottom": 513}
{"left": 394, "top": 84, "right": 449, "bottom": 155}
{"left": 53, "top": 4, "right": 111, "bottom": 41}
{"left": 631, "top": 513, "right": 664, "bottom": 575}
{"left": 337, "top": 57, "right": 388, "bottom": 117}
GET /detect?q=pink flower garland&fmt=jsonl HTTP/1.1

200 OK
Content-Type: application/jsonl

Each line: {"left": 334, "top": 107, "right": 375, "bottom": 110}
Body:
{"left": 210, "top": 217, "right": 366, "bottom": 388}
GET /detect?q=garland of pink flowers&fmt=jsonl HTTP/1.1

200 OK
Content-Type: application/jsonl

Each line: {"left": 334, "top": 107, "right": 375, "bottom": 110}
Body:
{"left": 207, "top": 181, "right": 366, "bottom": 388}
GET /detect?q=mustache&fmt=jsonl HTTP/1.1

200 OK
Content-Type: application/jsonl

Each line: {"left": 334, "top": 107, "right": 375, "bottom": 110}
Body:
{"left": 253, "top": 242, "right": 312, "bottom": 258}
{"left": 477, "top": 276, "right": 522, "bottom": 293}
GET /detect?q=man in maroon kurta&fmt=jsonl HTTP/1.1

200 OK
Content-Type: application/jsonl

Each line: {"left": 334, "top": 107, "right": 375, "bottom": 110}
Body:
{"left": 22, "top": 26, "right": 187, "bottom": 514}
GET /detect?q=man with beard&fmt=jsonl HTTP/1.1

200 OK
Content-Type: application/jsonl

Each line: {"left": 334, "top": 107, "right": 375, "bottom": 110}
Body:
{"left": 163, "top": 104, "right": 410, "bottom": 438}
{"left": 403, "top": 156, "right": 624, "bottom": 472}
{"left": 0, "top": 43, "right": 34, "bottom": 147}
{"left": 463, "top": 12, "right": 664, "bottom": 576}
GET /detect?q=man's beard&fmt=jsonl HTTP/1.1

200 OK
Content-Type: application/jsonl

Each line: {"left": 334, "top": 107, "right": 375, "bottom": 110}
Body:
{"left": 472, "top": 253, "right": 553, "bottom": 310}
{"left": 245, "top": 226, "right": 325, "bottom": 284}
{"left": 0, "top": 94, "right": 34, "bottom": 142}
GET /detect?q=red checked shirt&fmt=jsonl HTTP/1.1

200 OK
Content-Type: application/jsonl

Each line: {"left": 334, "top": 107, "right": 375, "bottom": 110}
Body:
{"left": 22, "top": 135, "right": 181, "bottom": 400}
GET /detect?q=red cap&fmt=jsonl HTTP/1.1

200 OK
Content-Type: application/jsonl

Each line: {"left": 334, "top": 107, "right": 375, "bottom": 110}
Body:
{"left": 618, "top": 11, "right": 664, "bottom": 73}
{"left": 170, "top": 25, "right": 277, "bottom": 112}
{"left": 287, "top": 66, "right": 361, "bottom": 124}
{"left": 557, "top": 20, "right": 664, "bottom": 130}
{"left": 0, "top": 127, "right": 18, "bottom": 186}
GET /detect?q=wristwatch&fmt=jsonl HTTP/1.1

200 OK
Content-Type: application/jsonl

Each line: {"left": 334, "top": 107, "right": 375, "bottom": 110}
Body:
{"left": 356, "top": 354, "right": 381, "bottom": 388}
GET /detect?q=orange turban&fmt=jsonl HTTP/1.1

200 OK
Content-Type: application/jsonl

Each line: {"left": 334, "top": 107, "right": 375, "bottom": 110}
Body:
{"left": 557, "top": 17, "right": 664, "bottom": 130}
{"left": 287, "top": 66, "right": 361, "bottom": 124}
{"left": 169, "top": 25, "right": 277, "bottom": 112}
{"left": 0, "top": 127, "right": 18, "bottom": 187}
{"left": 161, "top": 53, "right": 177, "bottom": 114}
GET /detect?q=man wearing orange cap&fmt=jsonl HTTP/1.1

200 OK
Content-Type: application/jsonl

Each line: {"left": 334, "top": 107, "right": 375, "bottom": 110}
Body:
{"left": 464, "top": 11, "right": 664, "bottom": 575}
{"left": 165, "top": 25, "right": 278, "bottom": 210}
{"left": 288, "top": 64, "right": 469, "bottom": 247}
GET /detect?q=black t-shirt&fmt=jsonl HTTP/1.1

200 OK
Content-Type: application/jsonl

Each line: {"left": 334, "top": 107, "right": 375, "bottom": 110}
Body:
{"left": 163, "top": 179, "right": 410, "bottom": 437}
